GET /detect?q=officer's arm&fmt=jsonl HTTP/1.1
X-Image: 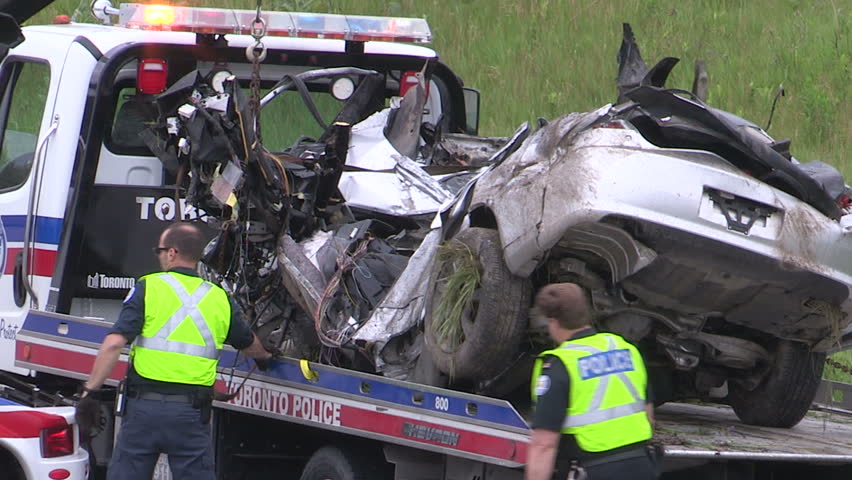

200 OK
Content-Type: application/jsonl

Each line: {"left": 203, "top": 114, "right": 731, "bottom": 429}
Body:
{"left": 645, "top": 403, "right": 655, "bottom": 429}
{"left": 644, "top": 368, "right": 655, "bottom": 429}
{"left": 225, "top": 301, "right": 273, "bottom": 361}
{"left": 241, "top": 333, "right": 273, "bottom": 361}
{"left": 83, "top": 333, "right": 129, "bottom": 393}
{"left": 83, "top": 281, "right": 145, "bottom": 393}
{"left": 525, "top": 356, "right": 570, "bottom": 480}
{"left": 526, "top": 429, "right": 560, "bottom": 480}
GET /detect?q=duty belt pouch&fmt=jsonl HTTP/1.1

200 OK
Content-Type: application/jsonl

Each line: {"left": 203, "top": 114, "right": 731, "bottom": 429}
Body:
{"left": 193, "top": 388, "right": 214, "bottom": 424}
{"left": 114, "top": 378, "right": 128, "bottom": 417}
{"left": 565, "top": 461, "right": 588, "bottom": 480}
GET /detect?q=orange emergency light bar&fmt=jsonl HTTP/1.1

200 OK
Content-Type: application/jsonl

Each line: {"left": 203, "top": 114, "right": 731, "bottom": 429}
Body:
{"left": 117, "top": 3, "right": 432, "bottom": 44}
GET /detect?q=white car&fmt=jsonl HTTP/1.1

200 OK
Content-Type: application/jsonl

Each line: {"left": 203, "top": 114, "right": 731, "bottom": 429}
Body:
{"left": 0, "top": 397, "right": 89, "bottom": 480}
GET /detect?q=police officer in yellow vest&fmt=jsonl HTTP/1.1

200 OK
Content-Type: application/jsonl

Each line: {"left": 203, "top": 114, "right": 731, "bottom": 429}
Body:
{"left": 77, "top": 223, "right": 272, "bottom": 480}
{"left": 525, "top": 283, "right": 657, "bottom": 480}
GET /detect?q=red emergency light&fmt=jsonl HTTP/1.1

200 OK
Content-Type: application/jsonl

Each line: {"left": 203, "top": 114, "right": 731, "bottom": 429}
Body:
{"left": 399, "top": 71, "right": 429, "bottom": 98}
{"left": 117, "top": 3, "right": 432, "bottom": 44}
{"left": 137, "top": 58, "right": 168, "bottom": 94}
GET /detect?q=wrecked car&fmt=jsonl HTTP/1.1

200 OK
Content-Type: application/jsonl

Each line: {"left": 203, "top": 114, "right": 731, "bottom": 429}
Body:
{"left": 413, "top": 24, "right": 852, "bottom": 428}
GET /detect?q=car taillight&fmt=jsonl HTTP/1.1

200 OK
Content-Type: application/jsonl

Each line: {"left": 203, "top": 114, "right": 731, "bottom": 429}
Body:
{"left": 40, "top": 424, "right": 74, "bottom": 458}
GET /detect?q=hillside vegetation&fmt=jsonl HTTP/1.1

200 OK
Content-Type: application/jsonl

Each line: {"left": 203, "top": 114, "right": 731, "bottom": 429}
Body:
{"left": 29, "top": 1, "right": 851, "bottom": 380}
{"left": 33, "top": 0, "right": 850, "bottom": 170}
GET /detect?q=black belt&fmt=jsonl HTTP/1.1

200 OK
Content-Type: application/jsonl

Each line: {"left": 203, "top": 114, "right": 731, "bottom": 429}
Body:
{"left": 129, "top": 391, "right": 194, "bottom": 403}
{"left": 582, "top": 445, "right": 650, "bottom": 468}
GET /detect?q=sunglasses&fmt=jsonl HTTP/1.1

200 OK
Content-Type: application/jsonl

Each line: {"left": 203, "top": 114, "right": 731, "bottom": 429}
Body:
{"left": 152, "top": 246, "right": 174, "bottom": 255}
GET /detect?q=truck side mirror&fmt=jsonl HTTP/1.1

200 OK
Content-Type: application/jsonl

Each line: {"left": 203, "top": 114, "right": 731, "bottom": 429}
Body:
{"left": 463, "top": 87, "right": 480, "bottom": 136}
{"left": 0, "top": 13, "right": 24, "bottom": 57}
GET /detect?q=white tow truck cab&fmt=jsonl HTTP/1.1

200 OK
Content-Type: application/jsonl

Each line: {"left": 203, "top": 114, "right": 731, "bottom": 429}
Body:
{"left": 0, "top": 3, "right": 850, "bottom": 480}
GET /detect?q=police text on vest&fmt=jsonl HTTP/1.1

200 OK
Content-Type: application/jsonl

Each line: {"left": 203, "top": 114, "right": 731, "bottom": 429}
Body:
{"left": 577, "top": 349, "right": 634, "bottom": 380}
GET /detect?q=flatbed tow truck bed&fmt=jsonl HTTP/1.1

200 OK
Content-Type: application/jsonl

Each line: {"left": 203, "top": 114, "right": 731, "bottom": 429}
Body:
{"left": 13, "top": 312, "right": 852, "bottom": 478}
{"left": 655, "top": 402, "right": 852, "bottom": 462}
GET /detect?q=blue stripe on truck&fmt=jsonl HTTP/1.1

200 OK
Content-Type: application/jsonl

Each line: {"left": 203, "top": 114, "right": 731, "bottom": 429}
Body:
{"left": 22, "top": 311, "right": 529, "bottom": 430}
{"left": 0, "top": 215, "right": 63, "bottom": 245}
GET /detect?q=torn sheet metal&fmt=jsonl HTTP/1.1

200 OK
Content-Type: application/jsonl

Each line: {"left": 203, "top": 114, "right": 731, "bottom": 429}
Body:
{"left": 352, "top": 228, "right": 442, "bottom": 370}
{"left": 393, "top": 154, "right": 452, "bottom": 204}
{"left": 345, "top": 109, "right": 401, "bottom": 171}
{"left": 384, "top": 66, "right": 427, "bottom": 160}
{"left": 430, "top": 133, "right": 509, "bottom": 167}
{"left": 338, "top": 171, "right": 447, "bottom": 216}
{"left": 277, "top": 235, "right": 326, "bottom": 317}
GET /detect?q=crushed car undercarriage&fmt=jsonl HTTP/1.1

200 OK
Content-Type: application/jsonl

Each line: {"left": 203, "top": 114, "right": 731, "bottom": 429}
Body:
{"left": 141, "top": 23, "right": 852, "bottom": 428}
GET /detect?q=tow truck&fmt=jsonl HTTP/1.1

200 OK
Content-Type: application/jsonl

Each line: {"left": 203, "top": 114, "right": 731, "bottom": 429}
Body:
{"left": 0, "top": 2, "right": 851, "bottom": 479}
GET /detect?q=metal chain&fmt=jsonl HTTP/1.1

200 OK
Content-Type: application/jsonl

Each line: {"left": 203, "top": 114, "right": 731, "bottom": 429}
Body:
{"left": 248, "top": 1, "right": 266, "bottom": 145}
{"left": 825, "top": 357, "right": 852, "bottom": 376}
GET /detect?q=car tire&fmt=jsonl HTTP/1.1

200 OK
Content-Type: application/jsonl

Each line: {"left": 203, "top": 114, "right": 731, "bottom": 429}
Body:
{"left": 727, "top": 339, "right": 825, "bottom": 428}
{"left": 0, "top": 448, "right": 25, "bottom": 480}
{"left": 425, "top": 228, "right": 531, "bottom": 382}
{"left": 299, "top": 445, "right": 390, "bottom": 480}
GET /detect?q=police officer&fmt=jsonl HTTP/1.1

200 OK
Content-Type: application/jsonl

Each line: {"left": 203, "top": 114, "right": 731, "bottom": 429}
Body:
{"left": 525, "top": 283, "right": 657, "bottom": 480}
{"left": 77, "top": 222, "right": 272, "bottom": 480}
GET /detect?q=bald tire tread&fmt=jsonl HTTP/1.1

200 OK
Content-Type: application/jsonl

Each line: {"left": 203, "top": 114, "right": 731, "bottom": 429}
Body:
{"left": 728, "top": 339, "right": 825, "bottom": 428}
{"left": 426, "top": 227, "right": 531, "bottom": 382}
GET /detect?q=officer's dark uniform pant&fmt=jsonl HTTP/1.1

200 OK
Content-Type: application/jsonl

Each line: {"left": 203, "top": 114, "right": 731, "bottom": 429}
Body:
{"left": 107, "top": 397, "right": 214, "bottom": 480}
{"left": 584, "top": 454, "right": 657, "bottom": 479}
{"left": 555, "top": 446, "right": 657, "bottom": 480}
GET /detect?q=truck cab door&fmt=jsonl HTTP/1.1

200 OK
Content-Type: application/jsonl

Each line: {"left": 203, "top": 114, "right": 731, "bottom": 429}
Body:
{"left": 0, "top": 56, "right": 57, "bottom": 374}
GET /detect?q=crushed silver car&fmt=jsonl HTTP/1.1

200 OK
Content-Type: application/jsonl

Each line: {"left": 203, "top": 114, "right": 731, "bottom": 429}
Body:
{"left": 416, "top": 24, "right": 852, "bottom": 428}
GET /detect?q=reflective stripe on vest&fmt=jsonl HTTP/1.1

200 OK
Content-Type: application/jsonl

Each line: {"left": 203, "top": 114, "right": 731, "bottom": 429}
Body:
{"left": 135, "top": 273, "right": 219, "bottom": 360}
{"left": 558, "top": 336, "right": 645, "bottom": 428}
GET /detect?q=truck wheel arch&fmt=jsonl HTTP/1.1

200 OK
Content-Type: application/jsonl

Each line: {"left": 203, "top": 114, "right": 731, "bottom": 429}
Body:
{"left": 0, "top": 446, "right": 26, "bottom": 480}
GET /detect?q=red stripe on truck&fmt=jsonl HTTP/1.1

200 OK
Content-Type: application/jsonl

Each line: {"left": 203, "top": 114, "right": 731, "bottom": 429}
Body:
{"left": 4, "top": 247, "right": 57, "bottom": 276}
{"left": 16, "top": 342, "right": 127, "bottom": 380}
{"left": 342, "top": 406, "right": 528, "bottom": 463}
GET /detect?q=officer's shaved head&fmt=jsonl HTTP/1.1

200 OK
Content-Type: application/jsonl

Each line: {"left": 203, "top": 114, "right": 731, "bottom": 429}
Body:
{"left": 534, "top": 283, "right": 590, "bottom": 329}
{"left": 160, "top": 223, "right": 205, "bottom": 262}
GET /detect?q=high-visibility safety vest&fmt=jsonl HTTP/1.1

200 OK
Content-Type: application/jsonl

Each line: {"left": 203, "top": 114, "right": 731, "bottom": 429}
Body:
{"left": 132, "top": 272, "right": 231, "bottom": 386}
{"left": 531, "top": 332, "right": 652, "bottom": 452}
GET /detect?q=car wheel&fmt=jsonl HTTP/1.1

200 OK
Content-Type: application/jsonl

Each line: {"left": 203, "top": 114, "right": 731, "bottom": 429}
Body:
{"left": 0, "top": 448, "right": 25, "bottom": 480}
{"left": 299, "top": 446, "right": 390, "bottom": 480}
{"left": 425, "top": 227, "right": 531, "bottom": 382}
{"left": 727, "top": 339, "right": 825, "bottom": 427}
